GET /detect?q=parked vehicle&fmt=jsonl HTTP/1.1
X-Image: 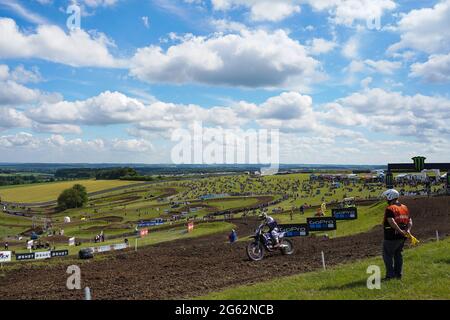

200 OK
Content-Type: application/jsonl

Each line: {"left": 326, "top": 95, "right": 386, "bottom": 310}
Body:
{"left": 79, "top": 248, "right": 94, "bottom": 260}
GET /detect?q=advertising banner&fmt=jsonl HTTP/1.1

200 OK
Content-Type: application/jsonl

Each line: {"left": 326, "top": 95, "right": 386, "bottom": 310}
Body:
{"left": 278, "top": 224, "right": 309, "bottom": 237}
{"left": 35, "top": 251, "right": 51, "bottom": 260}
{"left": 332, "top": 207, "right": 358, "bottom": 220}
{"left": 0, "top": 251, "right": 12, "bottom": 262}
{"left": 16, "top": 252, "right": 35, "bottom": 261}
{"left": 112, "top": 243, "right": 128, "bottom": 251}
{"left": 51, "top": 250, "right": 69, "bottom": 258}
{"left": 97, "top": 245, "right": 112, "bottom": 253}
{"left": 138, "top": 219, "right": 164, "bottom": 228}
{"left": 307, "top": 217, "right": 337, "bottom": 231}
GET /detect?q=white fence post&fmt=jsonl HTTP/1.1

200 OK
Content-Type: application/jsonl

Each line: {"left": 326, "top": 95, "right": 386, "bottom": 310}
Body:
{"left": 321, "top": 251, "right": 326, "bottom": 270}
{"left": 436, "top": 230, "right": 439, "bottom": 242}
{"left": 84, "top": 287, "right": 91, "bottom": 300}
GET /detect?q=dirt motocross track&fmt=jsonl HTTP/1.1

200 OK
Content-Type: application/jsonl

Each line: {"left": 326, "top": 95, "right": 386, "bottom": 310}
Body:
{"left": 0, "top": 196, "right": 448, "bottom": 300}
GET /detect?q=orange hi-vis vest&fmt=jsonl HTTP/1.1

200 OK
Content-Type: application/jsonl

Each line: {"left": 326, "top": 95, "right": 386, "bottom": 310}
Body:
{"left": 384, "top": 204, "right": 410, "bottom": 227}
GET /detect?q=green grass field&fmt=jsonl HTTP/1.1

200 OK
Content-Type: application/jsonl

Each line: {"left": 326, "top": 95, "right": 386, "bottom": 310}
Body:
{"left": 0, "top": 179, "right": 138, "bottom": 202}
{"left": 201, "top": 238, "right": 450, "bottom": 300}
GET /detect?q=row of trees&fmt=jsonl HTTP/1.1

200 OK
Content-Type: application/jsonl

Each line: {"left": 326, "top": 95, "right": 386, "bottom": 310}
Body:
{"left": 0, "top": 175, "right": 55, "bottom": 186}
{"left": 55, "top": 167, "right": 138, "bottom": 180}
{"left": 95, "top": 168, "right": 138, "bottom": 180}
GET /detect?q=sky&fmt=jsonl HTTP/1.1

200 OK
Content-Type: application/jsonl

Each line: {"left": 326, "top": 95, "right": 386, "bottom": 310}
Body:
{"left": 0, "top": 0, "right": 449, "bottom": 165}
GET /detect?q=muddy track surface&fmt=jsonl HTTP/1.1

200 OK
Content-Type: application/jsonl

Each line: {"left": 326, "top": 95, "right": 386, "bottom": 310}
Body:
{"left": 0, "top": 196, "right": 448, "bottom": 300}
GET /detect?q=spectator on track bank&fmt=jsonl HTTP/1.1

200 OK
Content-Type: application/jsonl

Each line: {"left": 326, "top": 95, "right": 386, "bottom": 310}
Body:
{"left": 228, "top": 229, "right": 237, "bottom": 244}
{"left": 381, "top": 189, "right": 413, "bottom": 280}
{"left": 4, "top": 242, "right": 8, "bottom": 250}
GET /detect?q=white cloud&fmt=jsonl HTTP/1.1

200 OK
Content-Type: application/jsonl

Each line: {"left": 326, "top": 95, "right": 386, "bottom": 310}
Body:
{"left": 32, "top": 123, "right": 83, "bottom": 134}
{"left": 343, "top": 59, "right": 402, "bottom": 79}
{"left": 306, "top": 0, "right": 396, "bottom": 26}
{"left": 325, "top": 88, "right": 450, "bottom": 140}
{"left": 129, "top": 29, "right": 325, "bottom": 90}
{"left": 342, "top": 36, "right": 359, "bottom": 59}
{"left": 0, "top": 64, "right": 61, "bottom": 107}
{"left": 9, "top": 65, "right": 43, "bottom": 84}
{"left": 0, "top": 80, "right": 43, "bottom": 106}
{"left": 0, "top": 132, "right": 157, "bottom": 162}
{"left": 0, "top": 18, "right": 122, "bottom": 68}
{"left": 211, "top": 0, "right": 301, "bottom": 22}
{"left": 81, "top": 0, "right": 119, "bottom": 7}
{"left": 360, "top": 76, "right": 373, "bottom": 88}
{"left": 363, "top": 59, "right": 401, "bottom": 75}
{"left": 0, "top": 0, "right": 48, "bottom": 24}
{"left": 209, "top": 0, "right": 396, "bottom": 25}
{"left": 0, "top": 132, "right": 39, "bottom": 148}
{"left": 210, "top": 19, "right": 246, "bottom": 32}
{"left": 0, "top": 107, "right": 32, "bottom": 130}
{"left": 308, "top": 38, "right": 337, "bottom": 55}
{"left": 321, "top": 102, "right": 367, "bottom": 126}
{"left": 388, "top": 0, "right": 450, "bottom": 54}
{"left": 112, "top": 138, "right": 153, "bottom": 152}
{"left": 410, "top": 53, "right": 450, "bottom": 83}
{"left": 27, "top": 91, "right": 147, "bottom": 125}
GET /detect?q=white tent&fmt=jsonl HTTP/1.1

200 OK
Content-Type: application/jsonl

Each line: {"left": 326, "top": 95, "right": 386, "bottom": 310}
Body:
{"left": 64, "top": 216, "right": 71, "bottom": 223}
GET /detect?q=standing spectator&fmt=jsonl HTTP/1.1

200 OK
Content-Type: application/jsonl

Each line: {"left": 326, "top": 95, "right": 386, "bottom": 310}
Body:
{"left": 381, "top": 189, "right": 413, "bottom": 280}
{"left": 228, "top": 229, "right": 237, "bottom": 244}
{"left": 299, "top": 205, "right": 305, "bottom": 215}
{"left": 4, "top": 242, "right": 8, "bottom": 250}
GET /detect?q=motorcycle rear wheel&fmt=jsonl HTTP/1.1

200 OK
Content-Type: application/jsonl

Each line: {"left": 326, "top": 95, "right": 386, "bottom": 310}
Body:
{"left": 247, "top": 242, "right": 265, "bottom": 261}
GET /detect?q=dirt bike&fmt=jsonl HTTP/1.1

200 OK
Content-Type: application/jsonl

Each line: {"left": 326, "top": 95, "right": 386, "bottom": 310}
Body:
{"left": 246, "top": 223, "right": 294, "bottom": 261}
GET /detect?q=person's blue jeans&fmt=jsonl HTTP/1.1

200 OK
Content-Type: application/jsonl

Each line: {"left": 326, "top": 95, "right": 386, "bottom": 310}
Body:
{"left": 382, "top": 239, "right": 405, "bottom": 279}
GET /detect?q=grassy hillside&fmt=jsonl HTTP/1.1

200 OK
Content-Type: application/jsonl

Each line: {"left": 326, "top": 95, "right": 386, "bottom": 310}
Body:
{"left": 273, "top": 201, "right": 385, "bottom": 238}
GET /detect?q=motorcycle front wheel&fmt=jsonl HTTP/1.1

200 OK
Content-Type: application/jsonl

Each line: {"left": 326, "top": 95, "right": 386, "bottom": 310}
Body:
{"left": 280, "top": 239, "right": 294, "bottom": 255}
{"left": 246, "top": 241, "right": 265, "bottom": 261}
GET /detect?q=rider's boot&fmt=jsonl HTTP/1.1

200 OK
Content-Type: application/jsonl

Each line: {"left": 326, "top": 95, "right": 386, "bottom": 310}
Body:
{"left": 273, "top": 238, "right": 281, "bottom": 248}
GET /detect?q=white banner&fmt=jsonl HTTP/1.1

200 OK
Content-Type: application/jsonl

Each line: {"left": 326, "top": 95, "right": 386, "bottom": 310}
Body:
{"left": 97, "top": 245, "right": 111, "bottom": 253}
{"left": 0, "top": 251, "right": 12, "bottom": 262}
{"left": 34, "top": 251, "right": 51, "bottom": 260}
{"left": 112, "top": 243, "right": 128, "bottom": 251}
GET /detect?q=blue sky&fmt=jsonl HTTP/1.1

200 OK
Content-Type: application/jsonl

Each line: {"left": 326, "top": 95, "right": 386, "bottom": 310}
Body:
{"left": 0, "top": 0, "right": 449, "bottom": 164}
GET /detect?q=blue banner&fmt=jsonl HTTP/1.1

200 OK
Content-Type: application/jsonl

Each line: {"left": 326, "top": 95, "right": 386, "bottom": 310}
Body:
{"left": 332, "top": 207, "right": 358, "bottom": 220}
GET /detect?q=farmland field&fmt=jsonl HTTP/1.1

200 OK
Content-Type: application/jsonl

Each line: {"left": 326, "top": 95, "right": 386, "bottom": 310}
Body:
{"left": 0, "top": 179, "right": 139, "bottom": 203}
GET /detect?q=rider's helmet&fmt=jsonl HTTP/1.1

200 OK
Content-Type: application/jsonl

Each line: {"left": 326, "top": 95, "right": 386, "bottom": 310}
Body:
{"left": 382, "top": 189, "right": 400, "bottom": 201}
{"left": 258, "top": 212, "right": 268, "bottom": 220}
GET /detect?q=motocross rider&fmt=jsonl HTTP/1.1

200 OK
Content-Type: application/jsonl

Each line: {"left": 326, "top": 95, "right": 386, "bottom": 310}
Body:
{"left": 259, "top": 211, "right": 280, "bottom": 248}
